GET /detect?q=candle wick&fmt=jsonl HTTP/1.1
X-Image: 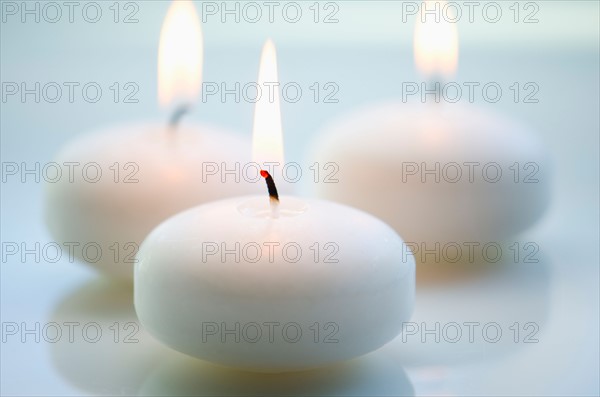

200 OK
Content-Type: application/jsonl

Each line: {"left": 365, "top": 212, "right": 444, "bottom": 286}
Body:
{"left": 270, "top": 197, "right": 280, "bottom": 219}
{"left": 428, "top": 76, "right": 443, "bottom": 104}
{"left": 260, "top": 170, "right": 280, "bottom": 219}
{"left": 168, "top": 104, "right": 191, "bottom": 129}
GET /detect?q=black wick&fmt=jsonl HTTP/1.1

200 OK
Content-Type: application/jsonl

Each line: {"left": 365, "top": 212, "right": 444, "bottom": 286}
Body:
{"left": 260, "top": 170, "right": 279, "bottom": 203}
{"left": 169, "top": 104, "right": 191, "bottom": 128}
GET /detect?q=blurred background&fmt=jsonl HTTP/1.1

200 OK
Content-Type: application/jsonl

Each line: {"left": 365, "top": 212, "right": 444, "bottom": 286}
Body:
{"left": 1, "top": 1, "right": 599, "bottom": 396}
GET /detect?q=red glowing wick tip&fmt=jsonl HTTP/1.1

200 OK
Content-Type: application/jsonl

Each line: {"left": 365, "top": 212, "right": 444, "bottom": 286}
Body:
{"left": 260, "top": 170, "right": 269, "bottom": 178}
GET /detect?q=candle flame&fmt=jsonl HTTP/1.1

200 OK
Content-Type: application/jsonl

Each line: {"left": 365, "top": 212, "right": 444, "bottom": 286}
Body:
{"left": 158, "top": 0, "right": 203, "bottom": 108}
{"left": 414, "top": 0, "right": 458, "bottom": 78}
{"left": 252, "top": 39, "right": 284, "bottom": 166}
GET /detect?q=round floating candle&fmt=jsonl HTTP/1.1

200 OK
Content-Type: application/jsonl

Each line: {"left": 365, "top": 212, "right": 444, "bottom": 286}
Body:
{"left": 45, "top": 123, "right": 253, "bottom": 280}
{"left": 134, "top": 39, "right": 416, "bottom": 372}
{"left": 44, "top": 1, "right": 254, "bottom": 280}
{"left": 134, "top": 178, "right": 415, "bottom": 372}
{"left": 311, "top": 102, "right": 551, "bottom": 245}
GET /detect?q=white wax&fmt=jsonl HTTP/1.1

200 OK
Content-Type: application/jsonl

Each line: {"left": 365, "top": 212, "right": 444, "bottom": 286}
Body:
{"left": 310, "top": 102, "right": 552, "bottom": 245}
{"left": 45, "top": 122, "right": 255, "bottom": 280}
{"left": 134, "top": 196, "right": 415, "bottom": 372}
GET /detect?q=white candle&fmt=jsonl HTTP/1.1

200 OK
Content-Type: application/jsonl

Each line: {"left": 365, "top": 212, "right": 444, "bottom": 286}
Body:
{"left": 311, "top": 102, "right": 551, "bottom": 244}
{"left": 135, "top": 195, "right": 415, "bottom": 372}
{"left": 310, "top": 6, "right": 551, "bottom": 247}
{"left": 45, "top": 123, "right": 253, "bottom": 279}
{"left": 44, "top": 1, "right": 254, "bottom": 280}
{"left": 134, "top": 39, "right": 416, "bottom": 372}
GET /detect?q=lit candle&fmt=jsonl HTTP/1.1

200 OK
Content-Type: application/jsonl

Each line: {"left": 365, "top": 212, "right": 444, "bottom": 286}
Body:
{"left": 134, "top": 40, "right": 415, "bottom": 372}
{"left": 44, "top": 1, "right": 254, "bottom": 280}
{"left": 310, "top": 3, "right": 551, "bottom": 249}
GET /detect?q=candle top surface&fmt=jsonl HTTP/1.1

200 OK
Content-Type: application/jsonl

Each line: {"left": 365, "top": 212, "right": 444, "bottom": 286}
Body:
{"left": 136, "top": 196, "right": 415, "bottom": 298}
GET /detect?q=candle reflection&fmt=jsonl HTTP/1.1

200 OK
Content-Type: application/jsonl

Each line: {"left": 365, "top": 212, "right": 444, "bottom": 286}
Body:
{"left": 49, "top": 279, "right": 170, "bottom": 395}
{"left": 139, "top": 350, "right": 414, "bottom": 396}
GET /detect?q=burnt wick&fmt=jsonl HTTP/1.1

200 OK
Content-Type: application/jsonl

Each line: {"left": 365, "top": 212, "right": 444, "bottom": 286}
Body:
{"left": 260, "top": 170, "right": 280, "bottom": 218}
{"left": 168, "top": 104, "right": 191, "bottom": 129}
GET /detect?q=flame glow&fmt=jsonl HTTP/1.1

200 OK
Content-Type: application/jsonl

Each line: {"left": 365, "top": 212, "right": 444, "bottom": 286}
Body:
{"left": 158, "top": 0, "right": 203, "bottom": 108}
{"left": 252, "top": 39, "right": 284, "bottom": 166}
{"left": 414, "top": 0, "right": 459, "bottom": 78}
